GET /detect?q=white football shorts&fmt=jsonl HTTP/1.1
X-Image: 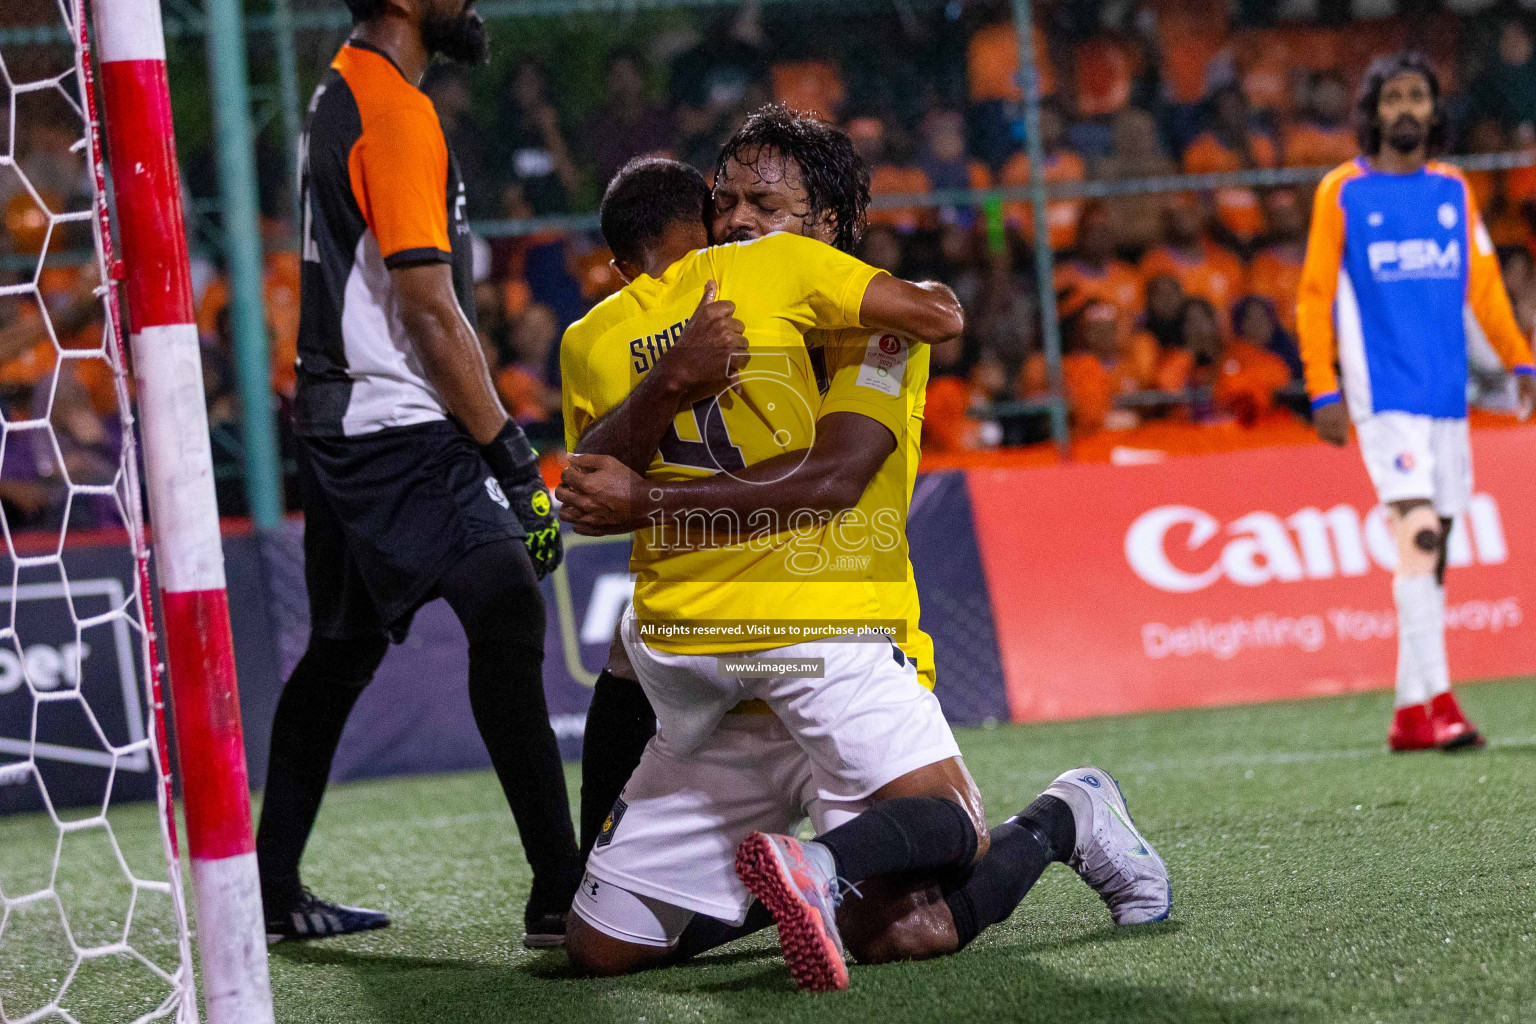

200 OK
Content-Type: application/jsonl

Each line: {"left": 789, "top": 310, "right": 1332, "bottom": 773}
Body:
{"left": 1355, "top": 412, "right": 1472, "bottom": 517}
{"left": 575, "top": 714, "right": 866, "bottom": 943}
{"left": 574, "top": 608, "right": 962, "bottom": 939}
{"left": 618, "top": 605, "right": 961, "bottom": 804}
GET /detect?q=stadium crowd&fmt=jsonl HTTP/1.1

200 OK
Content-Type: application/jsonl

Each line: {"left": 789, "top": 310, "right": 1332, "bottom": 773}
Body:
{"left": 4, "top": 0, "right": 1536, "bottom": 521}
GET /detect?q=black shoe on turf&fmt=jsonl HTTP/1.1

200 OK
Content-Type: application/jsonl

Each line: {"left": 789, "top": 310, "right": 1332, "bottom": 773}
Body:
{"left": 265, "top": 887, "right": 390, "bottom": 943}
{"left": 523, "top": 909, "right": 567, "bottom": 949}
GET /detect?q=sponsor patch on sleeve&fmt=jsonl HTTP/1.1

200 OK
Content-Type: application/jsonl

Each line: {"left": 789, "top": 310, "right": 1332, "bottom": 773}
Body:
{"left": 856, "top": 332, "right": 908, "bottom": 396}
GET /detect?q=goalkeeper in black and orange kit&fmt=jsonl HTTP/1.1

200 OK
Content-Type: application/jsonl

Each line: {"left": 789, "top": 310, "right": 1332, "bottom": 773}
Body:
{"left": 254, "top": 0, "right": 581, "bottom": 946}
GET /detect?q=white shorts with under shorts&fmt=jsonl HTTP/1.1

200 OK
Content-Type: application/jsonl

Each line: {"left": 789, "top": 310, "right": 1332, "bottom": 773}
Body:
{"left": 574, "top": 715, "right": 864, "bottom": 945}
{"left": 572, "top": 608, "right": 962, "bottom": 944}
{"left": 1355, "top": 412, "right": 1472, "bottom": 517}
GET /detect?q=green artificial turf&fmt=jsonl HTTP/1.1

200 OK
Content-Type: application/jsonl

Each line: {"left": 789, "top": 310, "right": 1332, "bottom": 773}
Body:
{"left": 5, "top": 678, "right": 1536, "bottom": 1023}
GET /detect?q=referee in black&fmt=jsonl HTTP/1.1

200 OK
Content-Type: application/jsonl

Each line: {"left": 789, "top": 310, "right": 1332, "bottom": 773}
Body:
{"left": 256, "top": 0, "right": 580, "bottom": 947}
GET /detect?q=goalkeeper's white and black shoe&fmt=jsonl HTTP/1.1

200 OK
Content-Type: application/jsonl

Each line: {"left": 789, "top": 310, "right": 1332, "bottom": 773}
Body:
{"left": 1042, "top": 766, "right": 1172, "bottom": 925}
{"left": 265, "top": 888, "right": 390, "bottom": 943}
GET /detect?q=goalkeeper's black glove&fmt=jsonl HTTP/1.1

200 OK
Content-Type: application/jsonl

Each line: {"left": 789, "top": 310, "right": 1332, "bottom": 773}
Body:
{"left": 480, "top": 420, "right": 563, "bottom": 580}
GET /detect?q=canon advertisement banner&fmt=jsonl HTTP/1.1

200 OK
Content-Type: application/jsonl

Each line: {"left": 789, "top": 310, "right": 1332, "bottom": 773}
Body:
{"left": 968, "top": 427, "right": 1536, "bottom": 723}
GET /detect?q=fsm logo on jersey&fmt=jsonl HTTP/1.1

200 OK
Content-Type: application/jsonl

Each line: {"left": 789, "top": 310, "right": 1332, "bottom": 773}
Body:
{"left": 0, "top": 578, "right": 150, "bottom": 813}
{"left": 1366, "top": 238, "right": 1460, "bottom": 281}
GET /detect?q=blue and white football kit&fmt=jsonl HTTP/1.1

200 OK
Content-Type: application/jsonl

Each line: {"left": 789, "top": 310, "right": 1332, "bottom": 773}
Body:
{"left": 1297, "top": 158, "right": 1535, "bottom": 514}
{"left": 1299, "top": 157, "right": 1533, "bottom": 736}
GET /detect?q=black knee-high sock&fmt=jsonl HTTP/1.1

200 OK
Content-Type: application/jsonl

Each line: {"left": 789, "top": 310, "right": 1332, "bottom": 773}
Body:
{"left": 814, "top": 796, "right": 979, "bottom": 884}
{"left": 579, "top": 670, "right": 656, "bottom": 859}
{"left": 255, "top": 633, "right": 387, "bottom": 909}
{"left": 941, "top": 794, "right": 1075, "bottom": 950}
{"left": 440, "top": 542, "right": 582, "bottom": 916}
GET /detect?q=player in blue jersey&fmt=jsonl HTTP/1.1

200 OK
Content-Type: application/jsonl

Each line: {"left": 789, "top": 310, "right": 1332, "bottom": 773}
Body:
{"left": 1298, "top": 52, "right": 1536, "bottom": 752}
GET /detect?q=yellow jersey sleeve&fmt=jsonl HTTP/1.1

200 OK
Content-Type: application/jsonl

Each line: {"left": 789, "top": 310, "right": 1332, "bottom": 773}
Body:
{"left": 719, "top": 233, "right": 887, "bottom": 332}
{"left": 559, "top": 320, "right": 599, "bottom": 450}
{"left": 816, "top": 330, "right": 923, "bottom": 441}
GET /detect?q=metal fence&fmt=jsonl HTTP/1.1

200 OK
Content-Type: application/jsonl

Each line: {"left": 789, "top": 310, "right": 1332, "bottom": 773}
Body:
{"left": 4, "top": 1, "right": 1529, "bottom": 523}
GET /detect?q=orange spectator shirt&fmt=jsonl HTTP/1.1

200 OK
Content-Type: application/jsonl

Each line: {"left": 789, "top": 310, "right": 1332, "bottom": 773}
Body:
{"left": 36, "top": 265, "right": 82, "bottom": 305}
{"left": 1213, "top": 340, "right": 1292, "bottom": 422}
{"left": 922, "top": 376, "right": 983, "bottom": 452}
{"left": 868, "top": 165, "right": 934, "bottom": 232}
{"left": 1182, "top": 133, "right": 1277, "bottom": 241}
{"left": 1247, "top": 245, "right": 1305, "bottom": 333}
{"left": 1182, "top": 131, "right": 1278, "bottom": 175}
{"left": 265, "top": 250, "right": 301, "bottom": 399}
{"left": 1504, "top": 155, "right": 1536, "bottom": 207}
{"left": 1151, "top": 339, "right": 1290, "bottom": 423}
{"left": 770, "top": 60, "right": 846, "bottom": 121}
{"left": 573, "top": 248, "right": 624, "bottom": 302}
{"left": 1475, "top": 166, "right": 1534, "bottom": 249}
{"left": 0, "top": 340, "right": 55, "bottom": 388}
{"left": 1280, "top": 123, "right": 1356, "bottom": 169}
{"left": 1000, "top": 150, "right": 1085, "bottom": 250}
{"left": 1058, "top": 352, "right": 1145, "bottom": 434}
{"left": 967, "top": 22, "right": 1054, "bottom": 103}
{"left": 1156, "top": 5, "right": 1225, "bottom": 105}
{"left": 1054, "top": 259, "right": 1144, "bottom": 345}
{"left": 1139, "top": 242, "right": 1246, "bottom": 314}
{"left": 195, "top": 256, "right": 302, "bottom": 400}
{"left": 495, "top": 364, "right": 552, "bottom": 424}
{"left": 1234, "top": 26, "right": 1344, "bottom": 114}
{"left": 1074, "top": 36, "right": 1135, "bottom": 117}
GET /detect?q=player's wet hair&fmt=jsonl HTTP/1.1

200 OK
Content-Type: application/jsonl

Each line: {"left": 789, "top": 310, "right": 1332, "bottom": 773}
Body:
{"left": 714, "top": 104, "right": 871, "bottom": 253}
{"left": 1356, "top": 51, "right": 1445, "bottom": 156}
{"left": 600, "top": 157, "right": 711, "bottom": 268}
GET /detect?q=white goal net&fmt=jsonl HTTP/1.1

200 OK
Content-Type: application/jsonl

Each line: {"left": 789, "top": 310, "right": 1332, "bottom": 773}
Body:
{"left": 0, "top": 1, "right": 195, "bottom": 1021}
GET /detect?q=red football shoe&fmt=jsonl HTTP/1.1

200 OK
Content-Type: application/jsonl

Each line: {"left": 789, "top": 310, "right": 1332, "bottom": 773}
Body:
{"left": 1388, "top": 703, "right": 1435, "bottom": 752}
{"left": 735, "top": 832, "right": 848, "bottom": 992}
{"left": 1428, "top": 691, "right": 1485, "bottom": 750}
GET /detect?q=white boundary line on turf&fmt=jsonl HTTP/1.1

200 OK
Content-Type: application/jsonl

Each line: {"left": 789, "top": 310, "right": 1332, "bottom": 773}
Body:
{"left": 1114, "top": 734, "right": 1536, "bottom": 773}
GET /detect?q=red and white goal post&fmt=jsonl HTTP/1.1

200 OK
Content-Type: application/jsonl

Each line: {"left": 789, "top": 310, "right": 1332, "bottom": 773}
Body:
{"left": 0, "top": 0, "right": 273, "bottom": 1020}
{"left": 91, "top": 0, "right": 277, "bottom": 1017}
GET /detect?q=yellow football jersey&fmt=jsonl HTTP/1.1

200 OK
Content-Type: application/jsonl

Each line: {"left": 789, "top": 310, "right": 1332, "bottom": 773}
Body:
{"left": 812, "top": 326, "right": 934, "bottom": 687}
{"left": 561, "top": 231, "right": 933, "bottom": 680}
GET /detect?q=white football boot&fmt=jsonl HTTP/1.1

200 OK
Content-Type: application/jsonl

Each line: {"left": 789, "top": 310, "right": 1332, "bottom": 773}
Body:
{"left": 1040, "top": 766, "right": 1172, "bottom": 925}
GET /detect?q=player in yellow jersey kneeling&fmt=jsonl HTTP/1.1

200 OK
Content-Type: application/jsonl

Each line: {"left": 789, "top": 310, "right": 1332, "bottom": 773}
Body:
{"left": 558, "top": 109, "right": 1171, "bottom": 989}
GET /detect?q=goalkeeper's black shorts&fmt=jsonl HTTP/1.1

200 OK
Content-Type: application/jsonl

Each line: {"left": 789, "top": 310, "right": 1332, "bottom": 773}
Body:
{"left": 294, "top": 421, "right": 528, "bottom": 642}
